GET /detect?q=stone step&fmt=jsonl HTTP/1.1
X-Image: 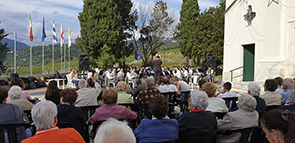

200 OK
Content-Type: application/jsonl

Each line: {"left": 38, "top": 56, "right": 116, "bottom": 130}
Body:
{"left": 230, "top": 81, "right": 265, "bottom": 96}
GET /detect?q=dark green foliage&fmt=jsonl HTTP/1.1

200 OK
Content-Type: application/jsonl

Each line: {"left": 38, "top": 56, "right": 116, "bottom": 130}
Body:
{"left": 0, "top": 26, "right": 9, "bottom": 74}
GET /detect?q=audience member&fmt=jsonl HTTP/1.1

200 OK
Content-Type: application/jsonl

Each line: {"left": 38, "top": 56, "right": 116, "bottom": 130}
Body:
{"left": 198, "top": 79, "right": 207, "bottom": 91}
{"left": 7, "top": 85, "right": 34, "bottom": 111}
{"left": 178, "top": 91, "right": 217, "bottom": 139}
{"left": 278, "top": 90, "right": 295, "bottom": 112}
{"left": 280, "top": 78, "right": 294, "bottom": 105}
{"left": 217, "top": 82, "right": 237, "bottom": 98}
{"left": 0, "top": 86, "right": 26, "bottom": 142}
{"left": 261, "top": 109, "right": 295, "bottom": 143}
{"left": 21, "top": 101, "right": 85, "bottom": 143}
{"left": 260, "top": 79, "right": 282, "bottom": 106}
{"left": 152, "top": 55, "right": 162, "bottom": 85}
{"left": 75, "top": 77, "right": 102, "bottom": 107}
{"left": 117, "top": 68, "right": 124, "bottom": 78}
{"left": 9, "top": 77, "right": 32, "bottom": 100}
{"left": 70, "top": 68, "right": 79, "bottom": 87}
{"left": 216, "top": 94, "right": 258, "bottom": 143}
{"left": 158, "top": 77, "right": 180, "bottom": 94}
{"left": 90, "top": 89, "right": 137, "bottom": 128}
{"left": 173, "top": 66, "right": 182, "bottom": 79}
{"left": 115, "top": 81, "right": 134, "bottom": 104}
{"left": 247, "top": 83, "right": 266, "bottom": 113}
{"left": 274, "top": 77, "right": 284, "bottom": 94}
{"left": 57, "top": 88, "right": 85, "bottom": 123}
{"left": 94, "top": 118, "right": 136, "bottom": 143}
{"left": 202, "top": 83, "right": 228, "bottom": 113}
{"left": 45, "top": 80, "right": 61, "bottom": 105}
{"left": 170, "top": 76, "right": 190, "bottom": 92}
{"left": 134, "top": 75, "right": 147, "bottom": 97}
{"left": 134, "top": 95, "right": 178, "bottom": 142}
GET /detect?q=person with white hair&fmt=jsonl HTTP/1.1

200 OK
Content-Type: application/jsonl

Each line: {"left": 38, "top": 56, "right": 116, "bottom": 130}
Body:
{"left": 115, "top": 81, "right": 134, "bottom": 104}
{"left": 21, "top": 101, "right": 85, "bottom": 143}
{"left": 280, "top": 78, "right": 295, "bottom": 105}
{"left": 7, "top": 85, "right": 33, "bottom": 111}
{"left": 75, "top": 77, "right": 102, "bottom": 107}
{"left": 278, "top": 90, "right": 295, "bottom": 112}
{"left": 216, "top": 94, "right": 259, "bottom": 143}
{"left": 94, "top": 118, "right": 135, "bottom": 143}
{"left": 178, "top": 91, "right": 217, "bottom": 141}
{"left": 247, "top": 83, "right": 266, "bottom": 113}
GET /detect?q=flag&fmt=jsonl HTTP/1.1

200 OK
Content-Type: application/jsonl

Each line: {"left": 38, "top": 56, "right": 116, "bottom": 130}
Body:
{"left": 68, "top": 25, "right": 71, "bottom": 48}
{"left": 53, "top": 19, "right": 58, "bottom": 44}
{"left": 29, "top": 12, "right": 33, "bottom": 42}
{"left": 41, "top": 16, "right": 46, "bottom": 42}
{"left": 60, "top": 22, "right": 64, "bottom": 47}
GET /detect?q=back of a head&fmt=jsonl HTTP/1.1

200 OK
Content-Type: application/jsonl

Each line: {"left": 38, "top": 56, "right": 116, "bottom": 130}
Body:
{"left": 223, "top": 82, "right": 232, "bottom": 91}
{"left": 31, "top": 101, "right": 57, "bottom": 130}
{"left": 238, "top": 94, "right": 257, "bottom": 112}
{"left": 202, "top": 82, "right": 216, "bottom": 97}
{"left": 102, "top": 89, "right": 118, "bottom": 105}
{"left": 190, "top": 90, "right": 209, "bottom": 110}
{"left": 283, "top": 78, "right": 294, "bottom": 89}
{"left": 162, "top": 77, "right": 169, "bottom": 84}
{"left": 264, "top": 79, "right": 278, "bottom": 92}
{"left": 247, "top": 83, "right": 261, "bottom": 96}
{"left": 289, "top": 90, "right": 295, "bottom": 104}
{"left": 78, "top": 79, "right": 87, "bottom": 88}
{"left": 198, "top": 79, "right": 207, "bottom": 89}
{"left": 95, "top": 118, "right": 136, "bottom": 143}
{"left": 8, "top": 85, "right": 22, "bottom": 100}
{"left": 261, "top": 109, "right": 295, "bottom": 143}
{"left": 274, "top": 77, "right": 283, "bottom": 86}
{"left": 87, "top": 78, "right": 95, "bottom": 88}
{"left": 145, "top": 77, "right": 154, "bottom": 88}
{"left": 116, "top": 81, "right": 127, "bottom": 92}
{"left": 0, "top": 87, "right": 8, "bottom": 103}
{"left": 60, "top": 88, "right": 78, "bottom": 105}
{"left": 9, "top": 78, "right": 25, "bottom": 90}
{"left": 149, "top": 95, "right": 168, "bottom": 119}
{"left": 170, "top": 76, "right": 179, "bottom": 82}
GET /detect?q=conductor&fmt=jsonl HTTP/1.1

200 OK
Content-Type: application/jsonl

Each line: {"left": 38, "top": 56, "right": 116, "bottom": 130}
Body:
{"left": 152, "top": 54, "right": 162, "bottom": 85}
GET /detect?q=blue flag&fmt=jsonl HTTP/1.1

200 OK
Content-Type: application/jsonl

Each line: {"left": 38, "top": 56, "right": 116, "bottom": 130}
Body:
{"left": 135, "top": 51, "right": 142, "bottom": 61}
{"left": 41, "top": 16, "right": 46, "bottom": 42}
{"left": 53, "top": 19, "right": 58, "bottom": 43}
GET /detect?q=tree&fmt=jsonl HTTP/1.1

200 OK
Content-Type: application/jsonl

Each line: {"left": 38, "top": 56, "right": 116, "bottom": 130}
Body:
{"left": 98, "top": 44, "right": 115, "bottom": 69}
{"left": 0, "top": 26, "right": 9, "bottom": 74}
{"left": 178, "top": 0, "right": 200, "bottom": 59}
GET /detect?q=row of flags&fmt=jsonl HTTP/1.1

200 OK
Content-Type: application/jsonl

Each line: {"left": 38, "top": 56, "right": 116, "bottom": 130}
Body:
{"left": 29, "top": 12, "right": 71, "bottom": 48}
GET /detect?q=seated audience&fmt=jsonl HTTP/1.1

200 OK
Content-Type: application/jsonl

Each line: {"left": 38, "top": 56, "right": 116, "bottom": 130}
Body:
{"left": 9, "top": 77, "right": 32, "bottom": 100}
{"left": 198, "top": 79, "right": 207, "bottom": 91}
{"left": 94, "top": 118, "right": 136, "bottom": 143}
{"left": 21, "top": 101, "right": 85, "bottom": 143}
{"left": 0, "top": 87, "right": 26, "bottom": 142}
{"left": 57, "top": 88, "right": 85, "bottom": 123}
{"left": 89, "top": 89, "right": 137, "bottom": 128}
{"left": 45, "top": 80, "right": 61, "bottom": 105}
{"left": 173, "top": 67, "right": 182, "bottom": 79}
{"left": 134, "top": 95, "right": 178, "bottom": 143}
{"left": 170, "top": 76, "right": 190, "bottom": 92}
{"left": 7, "top": 85, "right": 34, "bottom": 111}
{"left": 134, "top": 76, "right": 147, "bottom": 97}
{"left": 278, "top": 90, "right": 295, "bottom": 112}
{"left": 247, "top": 83, "right": 266, "bottom": 113}
{"left": 217, "top": 94, "right": 259, "bottom": 143}
{"left": 158, "top": 77, "right": 180, "bottom": 94}
{"left": 217, "top": 82, "right": 237, "bottom": 98}
{"left": 202, "top": 83, "right": 228, "bottom": 113}
{"left": 75, "top": 77, "right": 102, "bottom": 107}
{"left": 115, "top": 81, "right": 134, "bottom": 104}
{"left": 260, "top": 79, "right": 282, "bottom": 106}
{"left": 274, "top": 76, "right": 284, "bottom": 95}
{"left": 280, "top": 78, "right": 294, "bottom": 105}
{"left": 261, "top": 109, "right": 295, "bottom": 143}
{"left": 178, "top": 91, "right": 217, "bottom": 138}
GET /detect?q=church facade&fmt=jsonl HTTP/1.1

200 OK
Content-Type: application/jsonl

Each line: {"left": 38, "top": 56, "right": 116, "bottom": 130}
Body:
{"left": 223, "top": 0, "right": 295, "bottom": 82}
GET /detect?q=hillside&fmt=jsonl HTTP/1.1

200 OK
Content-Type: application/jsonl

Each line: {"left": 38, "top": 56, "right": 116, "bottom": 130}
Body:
{"left": 1, "top": 38, "right": 30, "bottom": 51}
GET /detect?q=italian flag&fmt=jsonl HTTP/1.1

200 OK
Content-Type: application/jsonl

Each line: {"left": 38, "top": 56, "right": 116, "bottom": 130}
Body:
{"left": 29, "top": 12, "right": 33, "bottom": 42}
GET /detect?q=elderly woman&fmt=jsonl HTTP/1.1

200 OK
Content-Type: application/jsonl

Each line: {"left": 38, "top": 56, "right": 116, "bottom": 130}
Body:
{"left": 21, "top": 101, "right": 85, "bottom": 143}
{"left": 217, "top": 94, "right": 259, "bottom": 143}
{"left": 281, "top": 78, "right": 294, "bottom": 105}
{"left": 278, "top": 90, "right": 295, "bottom": 112}
{"left": 45, "top": 80, "right": 61, "bottom": 105}
{"left": 261, "top": 109, "right": 295, "bottom": 143}
{"left": 90, "top": 89, "right": 137, "bottom": 127}
{"left": 260, "top": 79, "right": 282, "bottom": 106}
{"left": 134, "top": 95, "right": 178, "bottom": 143}
{"left": 247, "top": 83, "right": 266, "bottom": 113}
{"left": 178, "top": 91, "right": 217, "bottom": 140}
{"left": 202, "top": 82, "right": 228, "bottom": 113}
{"left": 115, "top": 81, "right": 134, "bottom": 104}
{"left": 9, "top": 77, "right": 32, "bottom": 100}
{"left": 57, "top": 88, "right": 85, "bottom": 123}
{"left": 7, "top": 85, "right": 34, "bottom": 111}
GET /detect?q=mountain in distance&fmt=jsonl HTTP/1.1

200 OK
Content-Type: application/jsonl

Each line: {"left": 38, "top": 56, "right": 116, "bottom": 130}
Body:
{"left": 1, "top": 38, "right": 30, "bottom": 51}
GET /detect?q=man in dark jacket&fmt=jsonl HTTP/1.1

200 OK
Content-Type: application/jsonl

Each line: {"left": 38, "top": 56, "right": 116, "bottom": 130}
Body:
{"left": 152, "top": 54, "right": 162, "bottom": 85}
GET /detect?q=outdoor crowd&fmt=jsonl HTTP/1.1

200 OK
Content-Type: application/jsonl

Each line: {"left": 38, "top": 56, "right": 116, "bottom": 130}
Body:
{"left": 0, "top": 65, "right": 294, "bottom": 143}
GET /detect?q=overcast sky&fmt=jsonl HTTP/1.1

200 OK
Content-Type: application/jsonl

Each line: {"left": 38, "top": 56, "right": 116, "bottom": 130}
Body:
{"left": 0, "top": 0, "right": 220, "bottom": 46}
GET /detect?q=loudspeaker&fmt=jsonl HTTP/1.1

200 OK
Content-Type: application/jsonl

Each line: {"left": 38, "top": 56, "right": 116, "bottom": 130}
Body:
{"left": 206, "top": 53, "right": 216, "bottom": 68}
{"left": 79, "top": 55, "right": 90, "bottom": 71}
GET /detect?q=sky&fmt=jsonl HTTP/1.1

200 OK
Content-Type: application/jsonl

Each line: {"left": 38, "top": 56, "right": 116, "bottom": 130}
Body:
{"left": 0, "top": 0, "right": 220, "bottom": 46}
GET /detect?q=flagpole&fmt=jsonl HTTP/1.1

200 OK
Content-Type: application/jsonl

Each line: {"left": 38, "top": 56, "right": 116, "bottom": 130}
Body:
{"left": 60, "top": 44, "right": 62, "bottom": 73}
{"left": 14, "top": 32, "right": 16, "bottom": 73}
{"left": 30, "top": 41, "right": 32, "bottom": 75}
{"left": 64, "top": 42, "right": 66, "bottom": 73}
{"left": 69, "top": 43, "right": 70, "bottom": 70}
{"left": 42, "top": 41, "right": 44, "bottom": 74}
{"left": 52, "top": 40, "right": 54, "bottom": 74}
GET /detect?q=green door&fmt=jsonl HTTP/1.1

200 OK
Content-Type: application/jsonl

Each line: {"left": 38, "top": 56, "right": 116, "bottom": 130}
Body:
{"left": 243, "top": 44, "right": 255, "bottom": 81}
